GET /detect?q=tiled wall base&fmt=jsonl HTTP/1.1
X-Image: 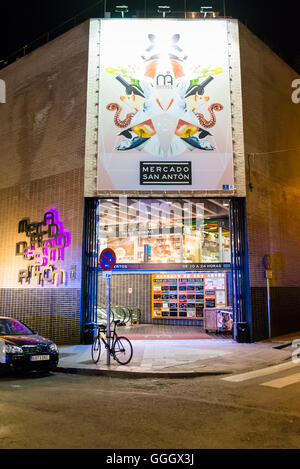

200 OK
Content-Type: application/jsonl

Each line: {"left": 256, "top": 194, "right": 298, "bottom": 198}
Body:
{"left": 251, "top": 287, "right": 300, "bottom": 341}
{"left": 250, "top": 287, "right": 268, "bottom": 341}
{"left": 0, "top": 288, "right": 81, "bottom": 345}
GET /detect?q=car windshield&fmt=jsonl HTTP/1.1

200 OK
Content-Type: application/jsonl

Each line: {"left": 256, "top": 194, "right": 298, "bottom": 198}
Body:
{"left": 0, "top": 319, "right": 34, "bottom": 336}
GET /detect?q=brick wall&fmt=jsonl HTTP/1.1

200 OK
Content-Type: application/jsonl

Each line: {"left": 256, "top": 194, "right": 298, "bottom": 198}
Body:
{"left": 0, "top": 167, "right": 84, "bottom": 344}
{"left": 0, "top": 21, "right": 89, "bottom": 189}
{"left": 0, "top": 168, "right": 84, "bottom": 289}
{"left": 239, "top": 22, "right": 300, "bottom": 338}
{"left": 0, "top": 288, "right": 81, "bottom": 345}
{"left": 4, "top": 18, "right": 298, "bottom": 341}
{"left": 0, "top": 22, "right": 90, "bottom": 343}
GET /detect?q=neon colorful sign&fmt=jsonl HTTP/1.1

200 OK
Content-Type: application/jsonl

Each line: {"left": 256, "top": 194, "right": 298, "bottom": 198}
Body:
{"left": 16, "top": 210, "right": 70, "bottom": 286}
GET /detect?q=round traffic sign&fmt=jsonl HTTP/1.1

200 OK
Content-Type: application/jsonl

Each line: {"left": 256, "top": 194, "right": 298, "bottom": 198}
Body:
{"left": 99, "top": 248, "right": 116, "bottom": 271}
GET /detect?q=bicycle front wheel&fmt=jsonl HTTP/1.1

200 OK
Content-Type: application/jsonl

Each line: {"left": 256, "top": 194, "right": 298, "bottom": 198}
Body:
{"left": 112, "top": 336, "right": 133, "bottom": 365}
{"left": 91, "top": 338, "right": 101, "bottom": 363}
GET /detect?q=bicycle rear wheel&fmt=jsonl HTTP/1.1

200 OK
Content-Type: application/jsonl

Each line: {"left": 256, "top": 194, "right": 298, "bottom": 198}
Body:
{"left": 91, "top": 338, "right": 101, "bottom": 363}
{"left": 112, "top": 336, "right": 133, "bottom": 365}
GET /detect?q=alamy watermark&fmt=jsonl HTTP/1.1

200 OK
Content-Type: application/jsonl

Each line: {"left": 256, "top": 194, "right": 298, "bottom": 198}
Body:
{"left": 0, "top": 79, "right": 5, "bottom": 103}
{"left": 0, "top": 340, "right": 6, "bottom": 364}
{"left": 292, "top": 339, "right": 300, "bottom": 363}
{"left": 291, "top": 79, "right": 300, "bottom": 103}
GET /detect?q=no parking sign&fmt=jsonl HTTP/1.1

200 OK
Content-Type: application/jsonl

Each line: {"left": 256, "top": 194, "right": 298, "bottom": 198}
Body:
{"left": 99, "top": 248, "right": 116, "bottom": 271}
{"left": 99, "top": 248, "right": 116, "bottom": 366}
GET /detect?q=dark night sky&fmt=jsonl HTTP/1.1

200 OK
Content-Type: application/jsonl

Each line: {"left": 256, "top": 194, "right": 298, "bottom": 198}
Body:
{"left": 1, "top": 0, "right": 300, "bottom": 73}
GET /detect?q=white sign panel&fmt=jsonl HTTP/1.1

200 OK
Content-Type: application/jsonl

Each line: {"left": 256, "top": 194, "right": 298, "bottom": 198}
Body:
{"left": 216, "top": 290, "right": 226, "bottom": 305}
{"left": 98, "top": 19, "right": 233, "bottom": 191}
{"left": 205, "top": 277, "right": 225, "bottom": 290}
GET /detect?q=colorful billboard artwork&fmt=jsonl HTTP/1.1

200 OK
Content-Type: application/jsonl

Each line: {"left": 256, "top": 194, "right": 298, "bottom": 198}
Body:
{"left": 98, "top": 19, "right": 233, "bottom": 191}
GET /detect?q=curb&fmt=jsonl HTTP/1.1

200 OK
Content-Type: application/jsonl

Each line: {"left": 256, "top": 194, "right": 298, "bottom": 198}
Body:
{"left": 56, "top": 366, "right": 230, "bottom": 379}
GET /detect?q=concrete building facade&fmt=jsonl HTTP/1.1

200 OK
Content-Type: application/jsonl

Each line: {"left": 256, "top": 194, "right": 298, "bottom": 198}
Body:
{"left": 0, "top": 18, "right": 299, "bottom": 344}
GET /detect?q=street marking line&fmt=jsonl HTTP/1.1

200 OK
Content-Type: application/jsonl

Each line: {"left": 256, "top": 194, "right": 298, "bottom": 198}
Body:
{"left": 260, "top": 372, "right": 300, "bottom": 389}
{"left": 221, "top": 361, "right": 297, "bottom": 383}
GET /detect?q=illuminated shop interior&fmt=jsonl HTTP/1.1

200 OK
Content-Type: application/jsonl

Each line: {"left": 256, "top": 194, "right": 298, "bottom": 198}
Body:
{"left": 98, "top": 198, "right": 231, "bottom": 266}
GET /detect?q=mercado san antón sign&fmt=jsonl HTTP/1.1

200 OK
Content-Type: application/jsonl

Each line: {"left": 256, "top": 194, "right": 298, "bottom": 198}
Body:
{"left": 16, "top": 210, "right": 70, "bottom": 286}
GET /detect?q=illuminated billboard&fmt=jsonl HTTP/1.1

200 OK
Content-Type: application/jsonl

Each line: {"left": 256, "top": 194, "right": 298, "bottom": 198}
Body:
{"left": 97, "top": 19, "right": 233, "bottom": 191}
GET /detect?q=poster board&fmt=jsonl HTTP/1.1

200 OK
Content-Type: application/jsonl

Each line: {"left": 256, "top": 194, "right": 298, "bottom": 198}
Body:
{"left": 98, "top": 19, "right": 233, "bottom": 191}
{"left": 152, "top": 271, "right": 228, "bottom": 319}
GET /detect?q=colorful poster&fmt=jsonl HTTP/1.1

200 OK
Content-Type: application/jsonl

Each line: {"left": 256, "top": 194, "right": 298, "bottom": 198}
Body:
{"left": 98, "top": 19, "right": 233, "bottom": 191}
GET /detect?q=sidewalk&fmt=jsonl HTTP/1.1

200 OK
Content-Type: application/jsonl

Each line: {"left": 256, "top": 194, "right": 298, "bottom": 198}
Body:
{"left": 57, "top": 334, "right": 299, "bottom": 378}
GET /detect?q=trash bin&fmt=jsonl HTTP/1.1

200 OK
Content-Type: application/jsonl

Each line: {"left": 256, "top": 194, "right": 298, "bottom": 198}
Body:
{"left": 83, "top": 322, "right": 96, "bottom": 345}
{"left": 236, "top": 322, "right": 250, "bottom": 343}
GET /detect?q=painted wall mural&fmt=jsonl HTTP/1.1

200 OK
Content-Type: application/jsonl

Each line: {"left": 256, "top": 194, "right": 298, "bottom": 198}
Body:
{"left": 97, "top": 19, "right": 233, "bottom": 191}
{"left": 16, "top": 210, "right": 70, "bottom": 286}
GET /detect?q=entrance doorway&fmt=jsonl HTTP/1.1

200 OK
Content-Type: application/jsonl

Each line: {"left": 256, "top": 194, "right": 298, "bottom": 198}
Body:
{"left": 81, "top": 197, "right": 250, "bottom": 343}
{"left": 98, "top": 198, "right": 232, "bottom": 336}
{"left": 97, "top": 269, "right": 232, "bottom": 336}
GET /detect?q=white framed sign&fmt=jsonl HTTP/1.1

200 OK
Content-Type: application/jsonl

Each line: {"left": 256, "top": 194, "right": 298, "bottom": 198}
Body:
{"left": 98, "top": 19, "right": 233, "bottom": 191}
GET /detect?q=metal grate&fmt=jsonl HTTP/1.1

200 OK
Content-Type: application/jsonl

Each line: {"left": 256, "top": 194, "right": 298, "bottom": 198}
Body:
{"left": 21, "top": 344, "right": 50, "bottom": 354}
{"left": 230, "top": 198, "right": 252, "bottom": 340}
{"left": 250, "top": 287, "right": 268, "bottom": 341}
{"left": 80, "top": 198, "right": 99, "bottom": 341}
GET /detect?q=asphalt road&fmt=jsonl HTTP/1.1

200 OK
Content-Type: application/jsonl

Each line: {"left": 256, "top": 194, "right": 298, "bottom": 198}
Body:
{"left": 0, "top": 365, "right": 300, "bottom": 449}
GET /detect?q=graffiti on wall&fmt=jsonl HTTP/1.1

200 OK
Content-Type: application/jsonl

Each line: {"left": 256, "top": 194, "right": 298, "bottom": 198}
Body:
{"left": 16, "top": 210, "right": 70, "bottom": 286}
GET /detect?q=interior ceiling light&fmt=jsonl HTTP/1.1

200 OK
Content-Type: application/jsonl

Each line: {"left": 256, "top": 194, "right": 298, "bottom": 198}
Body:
{"left": 115, "top": 5, "right": 129, "bottom": 18}
{"left": 157, "top": 5, "right": 171, "bottom": 17}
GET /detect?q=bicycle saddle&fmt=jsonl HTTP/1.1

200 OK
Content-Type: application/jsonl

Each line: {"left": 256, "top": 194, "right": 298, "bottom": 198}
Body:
{"left": 113, "top": 320, "right": 121, "bottom": 325}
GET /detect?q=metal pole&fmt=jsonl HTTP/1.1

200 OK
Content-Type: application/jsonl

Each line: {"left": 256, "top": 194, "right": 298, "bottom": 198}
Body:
{"left": 223, "top": 0, "right": 226, "bottom": 17}
{"left": 266, "top": 277, "right": 271, "bottom": 338}
{"left": 106, "top": 276, "right": 110, "bottom": 365}
{"left": 180, "top": 235, "right": 183, "bottom": 262}
{"left": 218, "top": 226, "right": 223, "bottom": 263}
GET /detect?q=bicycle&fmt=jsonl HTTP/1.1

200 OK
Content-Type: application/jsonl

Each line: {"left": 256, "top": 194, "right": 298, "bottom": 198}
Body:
{"left": 91, "top": 320, "right": 133, "bottom": 365}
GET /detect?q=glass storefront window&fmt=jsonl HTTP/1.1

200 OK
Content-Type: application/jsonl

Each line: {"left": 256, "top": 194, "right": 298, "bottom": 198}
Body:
{"left": 98, "top": 198, "right": 230, "bottom": 265}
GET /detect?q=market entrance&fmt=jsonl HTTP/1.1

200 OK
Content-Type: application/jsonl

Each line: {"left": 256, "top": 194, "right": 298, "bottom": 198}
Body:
{"left": 97, "top": 269, "right": 233, "bottom": 338}
{"left": 81, "top": 197, "right": 251, "bottom": 343}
